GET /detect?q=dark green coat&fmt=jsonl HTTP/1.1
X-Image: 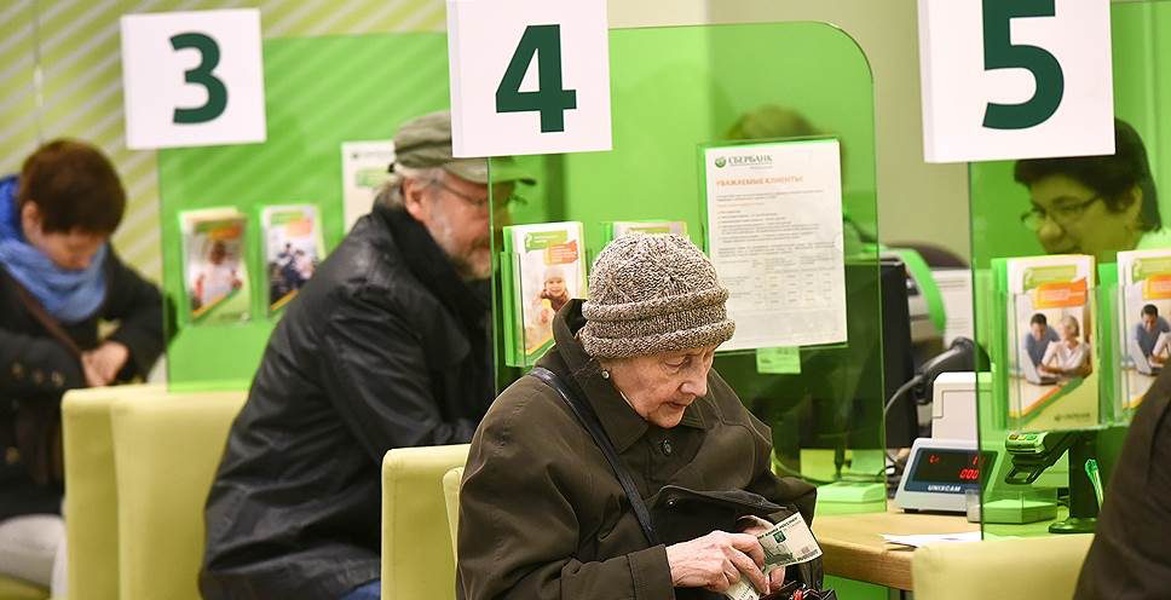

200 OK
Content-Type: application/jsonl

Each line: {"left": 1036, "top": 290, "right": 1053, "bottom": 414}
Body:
{"left": 457, "top": 300, "right": 815, "bottom": 599}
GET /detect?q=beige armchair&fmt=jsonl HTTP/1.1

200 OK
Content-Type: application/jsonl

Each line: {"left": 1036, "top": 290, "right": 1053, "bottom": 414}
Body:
{"left": 381, "top": 444, "right": 470, "bottom": 600}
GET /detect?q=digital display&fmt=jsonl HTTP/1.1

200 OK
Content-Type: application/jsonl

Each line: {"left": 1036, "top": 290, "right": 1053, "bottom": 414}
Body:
{"left": 911, "top": 449, "right": 996, "bottom": 485}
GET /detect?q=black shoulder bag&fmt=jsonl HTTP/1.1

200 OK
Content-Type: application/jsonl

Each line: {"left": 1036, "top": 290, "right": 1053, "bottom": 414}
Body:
{"left": 530, "top": 366, "right": 836, "bottom": 600}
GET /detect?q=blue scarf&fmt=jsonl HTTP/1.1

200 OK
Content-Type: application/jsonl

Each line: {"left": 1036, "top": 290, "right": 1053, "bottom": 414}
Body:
{"left": 0, "top": 175, "right": 107, "bottom": 323}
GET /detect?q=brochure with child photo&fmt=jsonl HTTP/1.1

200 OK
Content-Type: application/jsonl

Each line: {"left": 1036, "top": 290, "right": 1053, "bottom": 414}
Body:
{"left": 1117, "top": 249, "right": 1171, "bottom": 411}
{"left": 1000, "top": 254, "right": 1098, "bottom": 430}
{"left": 179, "top": 207, "right": 251, "bottom": 325}
{"left": 262, "top": 204, "right": 325, "bottom": 315}
{"left": 501, "top": 221, "right": 586, "bottom": 367}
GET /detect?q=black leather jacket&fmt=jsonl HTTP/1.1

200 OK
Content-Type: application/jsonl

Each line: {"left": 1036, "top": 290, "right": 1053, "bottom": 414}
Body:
{"left": 200, "top": 204, "right": 496, "bottom": 600}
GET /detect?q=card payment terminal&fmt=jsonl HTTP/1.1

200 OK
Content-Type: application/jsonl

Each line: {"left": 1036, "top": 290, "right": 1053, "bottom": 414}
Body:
{"left": 895, "top": 438, "right": 997, "bottom": 513}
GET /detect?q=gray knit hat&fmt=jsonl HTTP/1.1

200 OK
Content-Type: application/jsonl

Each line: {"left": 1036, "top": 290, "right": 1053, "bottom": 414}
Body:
{"left": 579, "top": 234, "right": 735, "bottom": 358}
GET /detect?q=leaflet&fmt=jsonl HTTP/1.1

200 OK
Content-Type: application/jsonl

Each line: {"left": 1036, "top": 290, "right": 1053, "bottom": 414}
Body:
{"left": 179, "top": 207, "right": 251, "bottom": 325}
{"left": 501, "top": 221, "right": 587, "bottom": 366}
{"left": 1002, "top": 254, "right": 1098, "bottom": 430}
{"left": 1117, "top": 249, "right": 1171, "bottom": 410}
{"left": 262, "top": 204, "right": 325, "bottom": 315}
{"left": 704, "top": 139, "right": 847, "bottom": 351}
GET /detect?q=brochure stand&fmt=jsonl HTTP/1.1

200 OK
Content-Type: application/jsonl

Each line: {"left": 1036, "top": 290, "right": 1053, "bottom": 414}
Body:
{"left": 157, "top": 32, "right": 449, "bottom": 387}
{"left": 969, "top": 0, "right": 1171, "bottom": 539}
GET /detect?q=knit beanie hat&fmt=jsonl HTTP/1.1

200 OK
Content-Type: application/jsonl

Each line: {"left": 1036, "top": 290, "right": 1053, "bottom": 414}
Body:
{"left": 579, "top": 234, "right": 735, "bottom": 358}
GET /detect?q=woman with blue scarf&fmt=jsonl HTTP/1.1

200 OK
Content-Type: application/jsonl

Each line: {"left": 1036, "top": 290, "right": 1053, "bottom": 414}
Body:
{"left": 0, "top": 140, "right": 167, "bottom": 596}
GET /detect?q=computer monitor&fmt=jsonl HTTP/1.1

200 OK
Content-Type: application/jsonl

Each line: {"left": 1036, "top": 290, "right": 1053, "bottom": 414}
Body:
{"left": 714, "top": 258, "right": 918, "bottom": 476}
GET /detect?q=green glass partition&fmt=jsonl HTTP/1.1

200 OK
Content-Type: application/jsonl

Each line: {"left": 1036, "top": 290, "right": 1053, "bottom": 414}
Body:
{"left": 157, "top": 32, "right": 450, "bottom": 386}
{"left": 970, "top": 0, "right": 1171, "bottom": 538}
{"left": 490, "top": 22, "right": 888, "bottom": 516}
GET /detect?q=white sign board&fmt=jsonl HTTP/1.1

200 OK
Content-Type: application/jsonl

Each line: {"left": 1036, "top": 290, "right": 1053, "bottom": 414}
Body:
{"left": 446, "top": 0, "right": 611, "bottom": 157}
{"left": 704, "top": 140, "right": 848, "bottom": 351}
{"left": 121, "top": 9, "right": 266, "bottom": 149}
{"left": 918, "top": 0, "right": 1113, "bottom": 163}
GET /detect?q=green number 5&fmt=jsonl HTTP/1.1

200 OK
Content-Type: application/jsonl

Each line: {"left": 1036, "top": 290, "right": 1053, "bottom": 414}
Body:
{"left": 495, "top": 25, "right": 577, "bottom": 133}
{"left": 170, "top": 32, "right": 228, "bottom": 124}
{"left": 981, "top": 0, "right": 1064, "bottom": 130}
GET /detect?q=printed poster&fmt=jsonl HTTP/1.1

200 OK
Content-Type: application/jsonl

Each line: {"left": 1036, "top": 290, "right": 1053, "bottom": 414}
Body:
{"left": 704, "top": 139, "right": 847, "bottom": 351}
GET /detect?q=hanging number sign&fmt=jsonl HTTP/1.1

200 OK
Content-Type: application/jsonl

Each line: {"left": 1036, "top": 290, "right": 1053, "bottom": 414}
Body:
{"left": 917, "top": 0, "right": 1113, "bottom": 163}
{"left": 121, "top": 9, "right": 266, "bottom": 149}
{"left": 446, "top": 0, "right": 612, "bottom": 157}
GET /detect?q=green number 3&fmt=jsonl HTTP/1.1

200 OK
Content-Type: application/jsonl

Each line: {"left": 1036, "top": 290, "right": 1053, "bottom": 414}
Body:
{"left": 170, "top": 32, "right": 228, "bottom": 124}
{"left": 981, "top": 0, "right": 1064, "bottom": 130}
{"left": 495, "top": 25, "right": 577, "bottom": 133}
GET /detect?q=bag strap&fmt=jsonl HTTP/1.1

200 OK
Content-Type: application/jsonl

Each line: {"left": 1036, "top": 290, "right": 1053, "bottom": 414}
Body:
{"left": 12, "top": 279, "right": 83, "bottom": 358}
{"left": 530, "top": 365, "right": 660, "bottom": 546}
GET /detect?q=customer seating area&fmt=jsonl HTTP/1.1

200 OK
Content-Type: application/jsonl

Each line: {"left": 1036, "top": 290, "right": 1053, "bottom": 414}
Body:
{"left": 0, "top": 382, "right": 1093, "bottom": 600}
{"left": 57, "top": 385, "right": 246, "bottom": 600}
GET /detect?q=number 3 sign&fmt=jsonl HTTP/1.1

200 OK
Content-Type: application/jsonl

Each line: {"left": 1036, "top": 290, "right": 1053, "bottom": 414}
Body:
{"left": 446, "top": 0, "right": 612, "bottom": 157}
{"left": 917, "top": 0, "right": 1113, "bottom": 163}
{"left": 121, "top": 9, "right": 266, "bottom": 150}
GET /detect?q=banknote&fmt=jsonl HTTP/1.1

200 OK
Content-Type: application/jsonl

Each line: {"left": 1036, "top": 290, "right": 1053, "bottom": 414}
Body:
{"left": 723, "top": 513, "right": 822, "bottom": 600}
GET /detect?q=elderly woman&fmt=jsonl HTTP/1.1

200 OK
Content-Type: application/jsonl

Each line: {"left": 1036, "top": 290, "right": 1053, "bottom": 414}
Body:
{"left": 457, "top": 234, "right": 817, "bottom": 599}
{"left": 1015, "top": 118, "right": 1170, "bottom": 263}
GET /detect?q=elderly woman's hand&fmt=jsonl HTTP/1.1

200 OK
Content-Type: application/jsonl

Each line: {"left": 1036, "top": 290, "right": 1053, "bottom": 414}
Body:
{"left": 738, "top": 516, "right": 787, "bottom": 591}
{"left": 665, "top": 530, "right": 769, "bottom": 594}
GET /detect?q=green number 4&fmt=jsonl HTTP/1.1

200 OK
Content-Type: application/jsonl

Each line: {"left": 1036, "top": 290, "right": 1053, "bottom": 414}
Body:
{"left": 981, "top": 0, "right": 1064, "bottom": 130}
{"left": 496, "top": 25, "right": 577, "bottom": 133}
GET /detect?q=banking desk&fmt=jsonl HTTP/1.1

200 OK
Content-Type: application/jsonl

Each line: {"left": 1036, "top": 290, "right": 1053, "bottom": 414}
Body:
{"left": 812, "top": 506, "right": 1093, "bottom": 599}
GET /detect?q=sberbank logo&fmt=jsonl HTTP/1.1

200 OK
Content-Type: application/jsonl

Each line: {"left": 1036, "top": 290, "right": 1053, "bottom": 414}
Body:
{"left": 715, "top": 154, "right": 773, "bottom": 168}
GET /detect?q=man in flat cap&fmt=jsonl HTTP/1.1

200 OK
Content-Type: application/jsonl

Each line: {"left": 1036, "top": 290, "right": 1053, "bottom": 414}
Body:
{"left": 199, "top": 110, "right": 533, "bottom": 600}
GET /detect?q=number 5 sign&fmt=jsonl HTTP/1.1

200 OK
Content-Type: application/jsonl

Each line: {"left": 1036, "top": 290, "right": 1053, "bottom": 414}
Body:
{"left": 446, "top": 0, "right": 612, "bottom": 157}
{"left": 121, "top": 9, "right": 266, "bottom": 150}
{"left": 918, "top": 0, "right": 1113, "bottom": 163}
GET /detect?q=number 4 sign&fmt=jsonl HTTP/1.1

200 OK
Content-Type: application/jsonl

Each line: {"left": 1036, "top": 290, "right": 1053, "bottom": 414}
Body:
{"left": 121, "top": 9, "right": 266, "bottom": 150}
{"left": 446, "top": 0, "right": 612, "bottom": 157}
{"left": 918, "top": 0, "right": 1113, "bottom": 163}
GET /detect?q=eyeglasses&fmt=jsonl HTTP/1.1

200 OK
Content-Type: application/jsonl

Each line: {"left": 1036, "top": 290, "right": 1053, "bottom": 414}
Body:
{"left": 1019, "top": 196, "right": 1103, "bottom": 231}
{"left": 427, "top": 179, "right": 527, "bottom": 212}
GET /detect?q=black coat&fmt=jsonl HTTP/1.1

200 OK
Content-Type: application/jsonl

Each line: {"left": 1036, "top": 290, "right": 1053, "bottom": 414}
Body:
{"left": 0, "top": 249, "right": 167, "bottom": 518}
{"left": 200, "top": 204, "right": 496, "bottom": 600}
{"left": 1074, "top": 366, "right": 1171, "bottom": 599}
